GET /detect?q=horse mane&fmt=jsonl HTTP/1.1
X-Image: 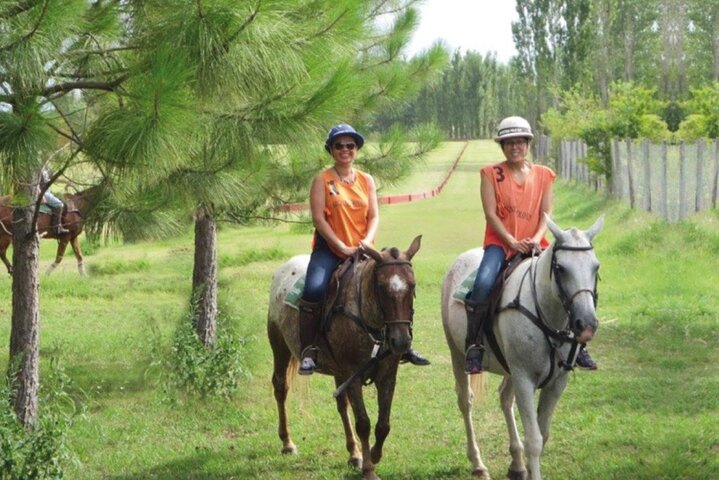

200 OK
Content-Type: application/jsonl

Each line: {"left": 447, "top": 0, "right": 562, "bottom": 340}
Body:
{"left": 380, "top": 246, "right": 402, "bottom": 259}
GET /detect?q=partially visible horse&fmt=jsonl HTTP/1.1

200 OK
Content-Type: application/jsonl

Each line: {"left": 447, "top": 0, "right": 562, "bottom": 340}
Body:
{"left": 0, "top": 186, "right": 100, "bottom": 276}
{"left": 441, "top": 216, "right": 603, "bottom": 480}
{"left": 267, "top": 235, "right": 421, "bottom": 480}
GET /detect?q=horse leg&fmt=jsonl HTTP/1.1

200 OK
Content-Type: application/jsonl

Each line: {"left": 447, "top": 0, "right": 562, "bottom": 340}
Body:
{"left": 69, "top": 236, "right": 85, "bottom": 276}
{"left": 369, "top": 363, "right": 400, "bottom": 465}
{"left": 449, "top": 344, "right": 489, "bottom": 478}
{"left": 333, "top": 384, "right": 362, "bottom": 468}
{"left": 512, "top": 376, "right": 543, "bottom": 480}
{"left": 46, "top": 239, "right": 69, "bottom": 275}
{"left": 499, "top": 376, "right": 527, "bottom": 480}
{"left": 0, "top": 237, "right": 11, "bottom": 275}
{"left": 536, "top": 376, "right": 568, "bottom": 448}
{"left": 346, "top": 382, "right": 378, "bottom": 480}
{"left": 267, "top": 321, "right": 297, "bottom": 455}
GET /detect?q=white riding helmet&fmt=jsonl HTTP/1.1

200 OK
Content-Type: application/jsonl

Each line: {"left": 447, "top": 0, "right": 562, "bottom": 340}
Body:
{"left": 494, "top": 116, "right": 534, "bottom": 143}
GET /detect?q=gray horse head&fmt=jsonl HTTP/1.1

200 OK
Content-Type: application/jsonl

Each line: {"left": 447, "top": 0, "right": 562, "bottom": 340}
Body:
{"left": 546, "top": 215, "right": 604, "bottom": 343}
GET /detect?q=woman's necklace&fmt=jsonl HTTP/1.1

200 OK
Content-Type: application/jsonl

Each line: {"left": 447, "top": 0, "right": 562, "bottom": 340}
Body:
{"left": 334, "top": 167, "right": 355, "bottom": 185}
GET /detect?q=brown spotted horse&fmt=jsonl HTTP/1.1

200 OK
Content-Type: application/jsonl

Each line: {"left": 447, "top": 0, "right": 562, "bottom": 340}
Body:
{"left": 267, "top": 235, "right": 421, "bottom": 480}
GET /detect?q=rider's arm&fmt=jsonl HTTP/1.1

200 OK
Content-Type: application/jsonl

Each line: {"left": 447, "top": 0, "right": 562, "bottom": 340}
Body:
{"left": 360, "top": 174, "right": 379, "bottom": 249}
{"left": 530, "top": 181, "right": 553, "bottom": 246}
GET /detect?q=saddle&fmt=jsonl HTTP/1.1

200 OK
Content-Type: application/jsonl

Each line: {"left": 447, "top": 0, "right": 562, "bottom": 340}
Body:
{"left": 485, "top": 253, "right": 530, "bottom": 324}
{"left": 321, "top": 251, "right": 364, "bottom": 331}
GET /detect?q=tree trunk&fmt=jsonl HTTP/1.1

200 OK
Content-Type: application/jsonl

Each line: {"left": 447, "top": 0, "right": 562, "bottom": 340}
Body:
{"left": 192, "top": 210, "right": 217, "bottom": 348}
{"left": 9, "top": 204, "right": 40, "bottom": 427}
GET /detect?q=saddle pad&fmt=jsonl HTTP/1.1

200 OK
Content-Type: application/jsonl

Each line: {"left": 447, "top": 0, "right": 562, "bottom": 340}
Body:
{"left": 452, "top": 268, "right": 478, "bottom": 303}
{"left": 283, "top": 275, "right": 306, "bottom": 310}
{"left": 38, "top": 204, "right": 52, "bottom": 214}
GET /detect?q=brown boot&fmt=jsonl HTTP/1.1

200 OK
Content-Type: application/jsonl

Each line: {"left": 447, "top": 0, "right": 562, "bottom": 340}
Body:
{"left": 464, "top": 300, "right": 489, "bottom": 375}
{"left": 298, "top": 299, "right": 321, "bottom": 375}
{"left": 51, "top": 206, "right": 69, "bottom": 235}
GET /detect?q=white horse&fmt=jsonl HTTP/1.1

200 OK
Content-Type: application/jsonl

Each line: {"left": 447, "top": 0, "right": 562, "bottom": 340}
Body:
{"left": 441, "top": 215, "right": 603, "bottom": 480}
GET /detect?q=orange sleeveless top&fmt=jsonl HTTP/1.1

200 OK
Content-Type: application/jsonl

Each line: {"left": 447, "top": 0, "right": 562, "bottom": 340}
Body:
{"left": 317, "top": 168, "right": 372, "bottom": 258}
{"left": 481, "top": 162, "right": 556, "bottom": 258}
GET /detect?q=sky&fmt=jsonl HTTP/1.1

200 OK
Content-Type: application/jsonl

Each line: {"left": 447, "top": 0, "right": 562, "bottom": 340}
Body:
{"left": 405, "top": 0, "right": 518, "bottom": 63}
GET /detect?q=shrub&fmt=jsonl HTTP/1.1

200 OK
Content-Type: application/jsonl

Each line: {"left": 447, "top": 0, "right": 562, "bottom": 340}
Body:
{"left": 0, "top": 356, "right": 82, "bottom": 479}
{"left": 149, "top": 310, "right": 249, "bottom": 400}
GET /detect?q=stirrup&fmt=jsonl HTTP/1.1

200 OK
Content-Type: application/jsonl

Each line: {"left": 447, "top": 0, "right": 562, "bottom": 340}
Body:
{"left": 298, "top": 346, "right": 318, "bottom": 375}
{"left": 464, "top": 345, "right": 484, "bottom": 375}
{"left": 299, "top": 356, "right": 316, "bottom": 375}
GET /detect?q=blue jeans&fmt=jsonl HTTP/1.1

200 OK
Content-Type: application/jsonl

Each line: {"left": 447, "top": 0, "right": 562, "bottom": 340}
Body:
{"left": 467, "top": 245, "right": 506, "bottom": 304}
{"left": 302, "top": 233, "right": 342, "bottom": 303}
{"left": 43, "top": 191, "right": 64, "bottom": 209}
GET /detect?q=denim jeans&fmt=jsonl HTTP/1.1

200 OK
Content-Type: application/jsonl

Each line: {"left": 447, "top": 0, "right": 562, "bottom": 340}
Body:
{"left": 43, "top": 191, "right": 64, "bottom": 209}
{"left": 301, "top": 233, "right": 342, "bottom": 303}
{"left": 467, "top": 244, "right": 506, "bottom": 304}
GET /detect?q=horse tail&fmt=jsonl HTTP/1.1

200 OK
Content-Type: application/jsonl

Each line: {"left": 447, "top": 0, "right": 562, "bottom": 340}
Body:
{"left": 286, "top": 356, "right": 299, "bottom": 391}
{"left": 469, "top": 373, "right": 488, "bottom": 401}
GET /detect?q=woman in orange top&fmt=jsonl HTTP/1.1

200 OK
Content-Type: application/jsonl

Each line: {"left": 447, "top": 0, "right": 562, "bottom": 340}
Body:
{"left": 464, "top": 116, "right": 597, "bottom": 374}
{"left": 298, "top": 124, "right": 430, "bottom": 375}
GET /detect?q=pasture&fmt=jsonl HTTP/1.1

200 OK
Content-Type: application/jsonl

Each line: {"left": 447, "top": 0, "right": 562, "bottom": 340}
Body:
{"left": 1, "top": 140, "right": 718, "bottom": 479}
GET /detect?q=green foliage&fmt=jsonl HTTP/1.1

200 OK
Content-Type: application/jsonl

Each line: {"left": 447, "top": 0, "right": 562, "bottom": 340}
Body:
{"left": 677, "top": 83, "right": 719, "bottom": 140}
{"left": 149, "top": 312, "right": 249, "bottom": 400}
{"left": 0, "top": 356, "right": 83, "bottom": 480}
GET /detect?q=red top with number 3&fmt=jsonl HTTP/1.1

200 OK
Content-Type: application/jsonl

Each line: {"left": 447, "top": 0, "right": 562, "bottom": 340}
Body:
{"left": 480, "top": 162, "right": 556, "bottom": 258}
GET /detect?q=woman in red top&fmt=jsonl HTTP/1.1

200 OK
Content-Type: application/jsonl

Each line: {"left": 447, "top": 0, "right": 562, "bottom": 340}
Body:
{"left": 464, "top": 116, "right": 597, "bottom": 374}
{"left": 298, "top": 124, "right": 430, "bottom": 375}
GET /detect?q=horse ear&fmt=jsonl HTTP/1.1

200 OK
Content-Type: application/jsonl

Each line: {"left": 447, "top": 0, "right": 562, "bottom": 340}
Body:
{"left": 405, "top": 235, "right": 422, "bottom": 260}
{"left": 585, "top": 215, "right": 604, "bottom": 241}
{"left": 544, "top": 214, "right": 568, "bottom": 243}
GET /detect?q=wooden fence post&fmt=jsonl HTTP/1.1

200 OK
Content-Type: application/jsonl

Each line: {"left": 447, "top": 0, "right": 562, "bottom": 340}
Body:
{"left": 696, "top": 140, "right": 704, "bottom": 212}
{"left": 642, "top": 140, "right": 651, "bottom": 212}
{"left": 661, "top": 141, "right": 668, "bottom": 221}
{"left": 626, "top": 139, "right": 635, "bottom": 208}
{"left": 713, "top": 139, "right": 719, "bottom": 208}
{"left": 679, "top": 141, "right": 687, "bottom": 220}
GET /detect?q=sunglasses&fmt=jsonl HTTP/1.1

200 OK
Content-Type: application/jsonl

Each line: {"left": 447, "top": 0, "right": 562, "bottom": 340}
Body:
{"left": 333, "top": 142, "right": 356, "bottom": 150}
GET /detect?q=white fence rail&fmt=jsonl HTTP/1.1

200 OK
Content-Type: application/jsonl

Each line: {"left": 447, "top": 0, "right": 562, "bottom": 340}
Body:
{"left": 546, "top": 137, "right": 719, "bottom": 222}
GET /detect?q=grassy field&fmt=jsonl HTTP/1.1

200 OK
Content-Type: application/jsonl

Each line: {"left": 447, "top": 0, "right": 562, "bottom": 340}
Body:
{"left": 1, "top": 140, "right": 718, "bottom": 479}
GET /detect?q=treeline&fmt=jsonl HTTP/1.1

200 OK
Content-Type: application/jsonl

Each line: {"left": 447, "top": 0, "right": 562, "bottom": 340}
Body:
{"left": 379, "top": 0, "right": 719, "bottom": 143}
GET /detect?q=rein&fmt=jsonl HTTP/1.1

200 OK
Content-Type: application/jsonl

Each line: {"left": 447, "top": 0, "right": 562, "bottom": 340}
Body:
{"left": 502, "top": 243, "right": 598, "bottom": 388}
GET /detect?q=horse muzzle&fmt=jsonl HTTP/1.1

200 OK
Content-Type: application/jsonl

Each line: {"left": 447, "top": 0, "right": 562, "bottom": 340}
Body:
{"left": 385, "top": 320, "right": 413, "bottom": 354}
{"left": 575, "top": 323, "right": 597, "bottom": 343}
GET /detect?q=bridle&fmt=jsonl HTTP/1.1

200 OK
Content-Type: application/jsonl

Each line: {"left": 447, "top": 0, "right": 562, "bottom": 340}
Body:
{"left": 348, "top": 257, "right": 415, "bottom": 345}
{"left": 500, "top": 243, "right": 599, "bottom": 388}
{"left": 332, "top": 256, "right": 416, "bottom": 398}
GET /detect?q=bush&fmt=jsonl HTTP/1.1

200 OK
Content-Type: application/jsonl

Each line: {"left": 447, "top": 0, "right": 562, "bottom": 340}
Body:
{"left": 0, "top": 356, "right": 82, "bottom": 479}
{"left": 149, "top": 310, "right": 249, "bottom": 400}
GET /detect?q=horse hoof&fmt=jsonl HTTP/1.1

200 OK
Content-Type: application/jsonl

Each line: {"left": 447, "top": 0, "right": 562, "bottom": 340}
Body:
{"left": 348, "top": 456, "right": 362, "bottom": 469}
{"left": 472, "top": 467, "right": 490, "bottom": 478}
{"left": 506, "top": 469, "right": 527, "bottom": 480}
{"left": 281, "top": 444, "right": 297, "bottom": 455}
{"left": 370, "top": 446, "right": 383, "bottom": 464}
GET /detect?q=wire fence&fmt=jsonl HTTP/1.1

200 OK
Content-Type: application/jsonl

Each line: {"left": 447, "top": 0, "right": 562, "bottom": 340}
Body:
{"left": 538, "top": 135, "right": 719, "bottom": 223}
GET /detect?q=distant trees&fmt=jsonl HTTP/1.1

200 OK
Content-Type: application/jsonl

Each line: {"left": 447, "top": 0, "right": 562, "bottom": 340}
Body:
{"left": 396, "top": 0, "right": 719, "bottom": 141}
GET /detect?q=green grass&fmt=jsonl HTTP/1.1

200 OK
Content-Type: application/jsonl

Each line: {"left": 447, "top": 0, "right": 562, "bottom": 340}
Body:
{"left": 1, "top": 140, "right": 718, "bottom": 479}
